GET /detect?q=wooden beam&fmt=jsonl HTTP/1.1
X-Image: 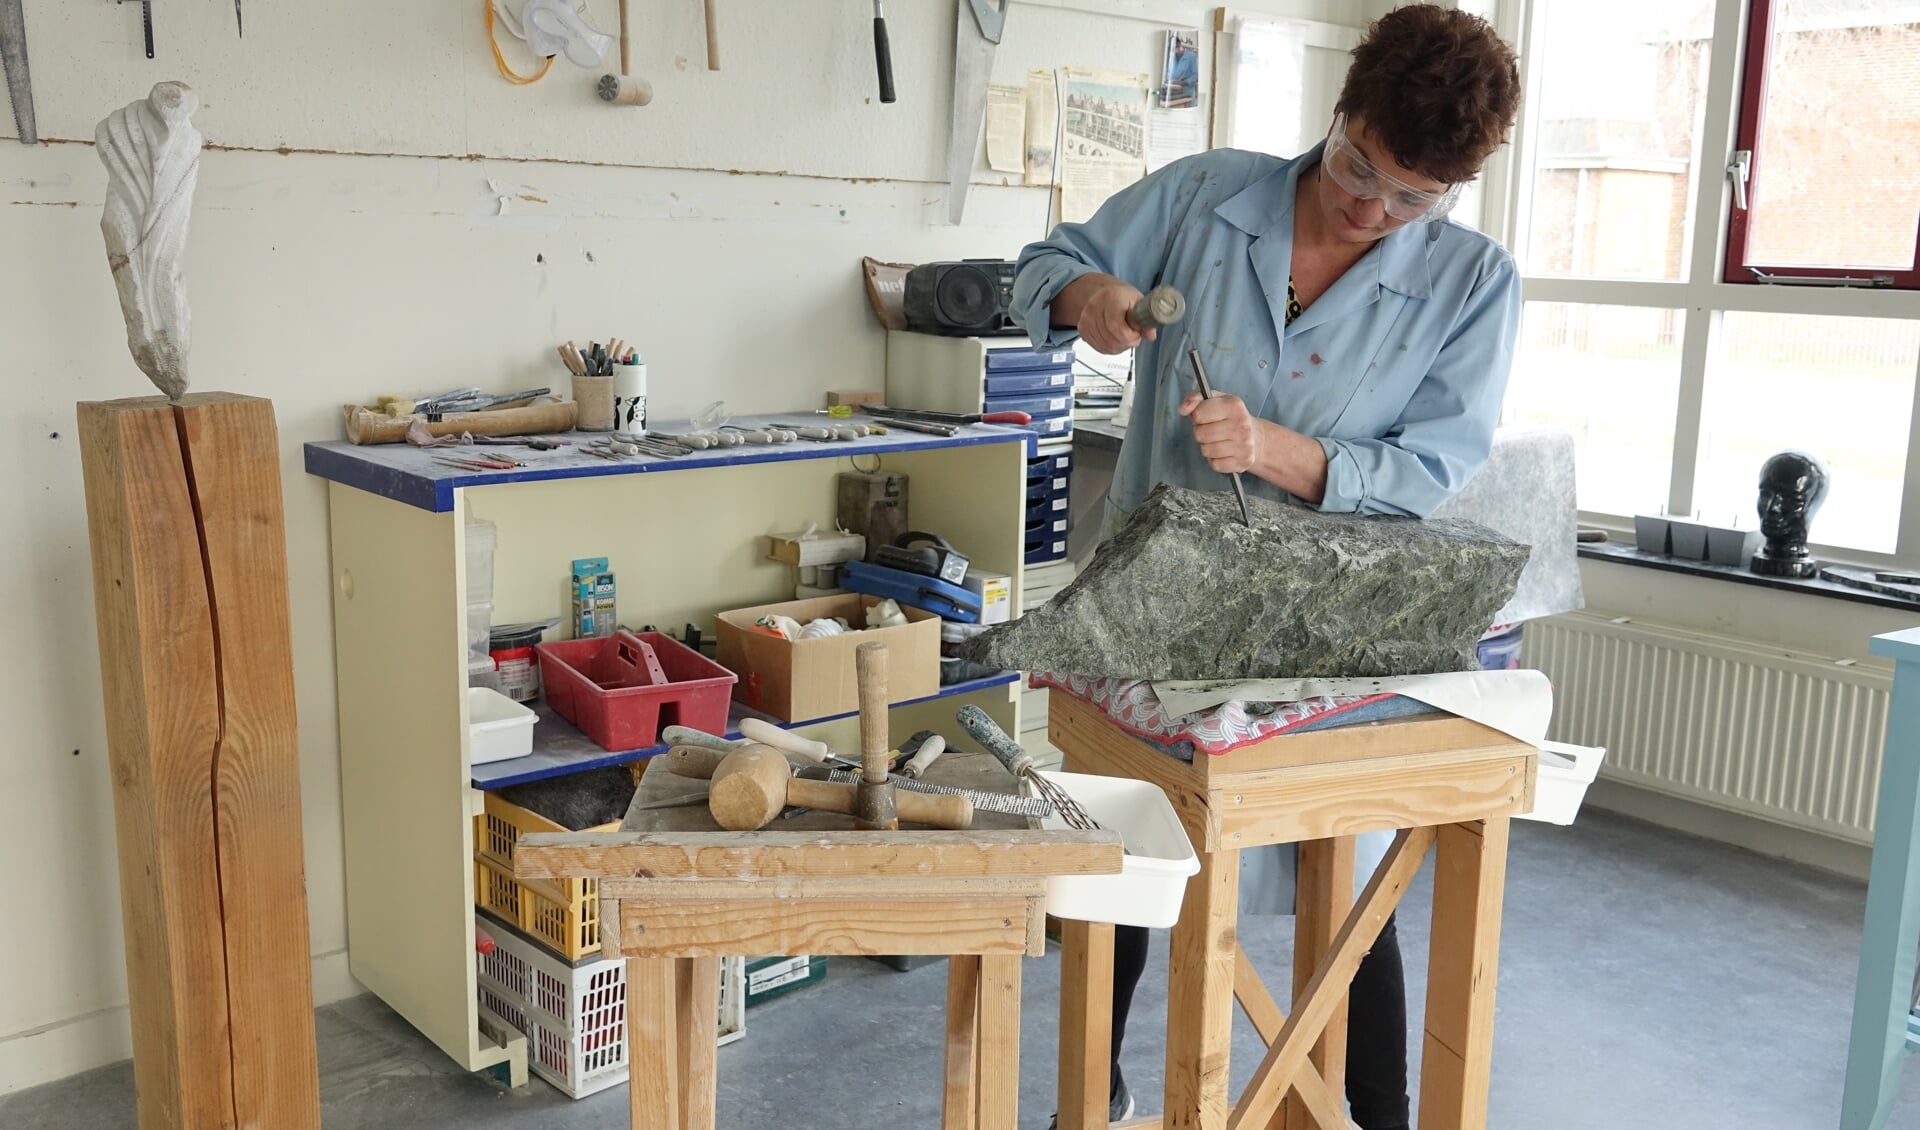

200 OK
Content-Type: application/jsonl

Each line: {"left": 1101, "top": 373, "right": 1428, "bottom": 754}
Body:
{"left": 676, "top": 958, "right": 720, "bottom": 1130}
{"left": 1287, "top": 838, "right": 1353, "bottom": 1130}
{"left": 1217, "top": 753, "right": 1533, "bottom": 846}
{"left": 1231, "top": 947, "right": 1346, "bottom": 1130}
{"left": 1165, "top": 847, "right": 1239, "bottom": 1129}
{"left": 598, "top": 876, "right": 1047, "bottom": 901}
{"left": 517, "top": 828, "right": 1123, "bottom": 880}
{"left": 943, "top": 956, "right": 982, "bottom": 1130}
{"left": 1049, "top": 691, "right": 1220, "bottom": 848}
{"left": 1203, "top": 716, "right": 1525, "bottom": 778}
{"left": 1060, "top": 920, "right": 1116, "bottom": 1130}
{"left": 1417, "top": 819, "right": 1511, "bottom": 1130}
{"left": 618, "top": 896, "right": 1034, "bottom": 957}
{"left": 1226, "top": 828, "right": 1435, "bottom": 1130}
{"left": 978, "top": 954, "right": 1024, "bottom": 1130}
{"left": 628, "top": 958, "right": 680, "bottom": 1130}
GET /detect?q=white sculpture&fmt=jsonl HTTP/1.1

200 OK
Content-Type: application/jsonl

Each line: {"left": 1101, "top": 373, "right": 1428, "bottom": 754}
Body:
{"left": 97, "top": 82, "right": 202, "bottom": 400}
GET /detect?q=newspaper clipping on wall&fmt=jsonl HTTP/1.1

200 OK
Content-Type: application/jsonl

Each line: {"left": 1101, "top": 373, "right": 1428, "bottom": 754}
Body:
{"left": 1024, "top": 69, "right": 1059, "bottom": 186}
{"left": 1059, "top": 67, "right": 1149, "bottom": 223}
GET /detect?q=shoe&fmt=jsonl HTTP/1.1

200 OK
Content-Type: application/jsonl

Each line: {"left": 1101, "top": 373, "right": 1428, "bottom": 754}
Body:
{"left": 1046, "top": 1068, "right": 1135, "bottom": 1129}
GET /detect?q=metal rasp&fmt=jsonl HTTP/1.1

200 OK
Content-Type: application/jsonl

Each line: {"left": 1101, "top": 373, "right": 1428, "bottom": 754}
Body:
{"left": 809, "top": 767, "right": 1052, "bottom": 819}
{"left": 944, "top": 0, "right": 1005, "bottom": 225}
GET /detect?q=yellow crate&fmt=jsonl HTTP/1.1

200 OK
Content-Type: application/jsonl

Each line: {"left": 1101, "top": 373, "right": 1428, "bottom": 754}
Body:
{"left": 475, "top": 793, "right": 620, "bottom": 962}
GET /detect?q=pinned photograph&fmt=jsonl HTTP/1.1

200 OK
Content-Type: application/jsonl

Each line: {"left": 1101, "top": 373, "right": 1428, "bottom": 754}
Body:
{"left": 1161, "top": 29, "right": 1200, "bottom": 108}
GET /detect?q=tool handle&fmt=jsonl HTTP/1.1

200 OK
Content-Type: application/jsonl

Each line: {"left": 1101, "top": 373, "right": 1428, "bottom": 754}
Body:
{"left": 978, "top": 411, "right": 1031, "bottom": 425}
{"left": 737, "top": 718, "right": 832, "bottom": 766}
{"left": 704, "top": 0, "right": 721, "bottom": 69}
{"left": 661, "top": 727, "right": 746, "bottom": 754}
{"left": 957, "top": 704, "right": 1031, "bottom": 777}
{"left": 665, "top": 745, "right": 768, "bottom": 779}
{"left": 896, "top": 787, "right": 971, "bottom": 829}
{"left": 873, "top": 8, "right": 896, "bottom": 103}
{"left": 901, "top": 733, "right": 946, "bottom": 779}
{"left": 708, "top": 746, "right": 797, "bottom": 830}
{"left": 618, "top": 0, "right": 630, "bottom": 74}
{"left": 1128, "top": 285, "right": 1187, "bottom": 331}
{"left": 856, "top": 642, "right": 889, "bottom": 782}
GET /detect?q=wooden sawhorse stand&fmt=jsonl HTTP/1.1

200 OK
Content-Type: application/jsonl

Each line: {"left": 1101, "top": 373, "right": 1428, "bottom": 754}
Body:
{"left": 517, "top": 828, "right": 1122, "bottom": 1129}
{"left": 1048, "top": 690, "right": 1537, "bottom": 1130}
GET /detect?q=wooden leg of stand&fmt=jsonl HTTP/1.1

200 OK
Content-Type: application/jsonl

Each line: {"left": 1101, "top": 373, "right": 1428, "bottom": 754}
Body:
{"left": 1060, "top": 920, "right": 1116, "bottom": 1130}
{"left": 1286, "top": 837, "right": 1354, "bottom": 1130}
{"left": 1417, "top": 819, "right": 1511, "bottom": 1130}
{"left": 1166, "top": 847, "right": 1240, "bottom": 1130}
{"left": 676, "top": 958, "right": 719, "bottom": 1130}
{"left": 943, "top": 955, "right": 982, "bottom": 1130}
{"left": 978, "top": 954, "right": 1023, "bottom": 1130}
{"left": 628, "top": 958, "right": 680, "bottom": 1130}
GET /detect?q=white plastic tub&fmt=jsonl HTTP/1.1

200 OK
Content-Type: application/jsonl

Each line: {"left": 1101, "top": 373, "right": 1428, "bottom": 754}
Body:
{"left": 1517, "top": 740, "right": 1606, "bottom": 826}
{"left": 469, "top": 686, "right": 536, "bottom": 766}
{"left": 1033, "top": 770, "right": 1200, "bottom": 929}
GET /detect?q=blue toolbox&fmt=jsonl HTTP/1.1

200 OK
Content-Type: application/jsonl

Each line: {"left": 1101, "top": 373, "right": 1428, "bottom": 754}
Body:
{"left": 840, "top": 561, "right": 984, "bottom": 623}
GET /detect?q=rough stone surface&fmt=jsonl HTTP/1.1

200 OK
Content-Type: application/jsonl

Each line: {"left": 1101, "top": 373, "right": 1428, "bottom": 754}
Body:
{"left": 962, "top": 484, "right": 1530, "bottom": 681}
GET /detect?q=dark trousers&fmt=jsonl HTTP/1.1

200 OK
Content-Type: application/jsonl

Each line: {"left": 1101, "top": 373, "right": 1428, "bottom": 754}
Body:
{"left": 1109, "top": 914, "right": 1410, "bottom": 1130}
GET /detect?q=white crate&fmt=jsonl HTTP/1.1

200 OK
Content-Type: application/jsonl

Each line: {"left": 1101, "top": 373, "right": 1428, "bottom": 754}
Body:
{"left": 477, "top": 913, "right": 745, "bottom": 1099}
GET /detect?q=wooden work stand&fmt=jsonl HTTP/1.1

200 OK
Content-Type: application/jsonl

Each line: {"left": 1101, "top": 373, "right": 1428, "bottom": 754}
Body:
{"left": 1047, "top": 690, "right": 1537, "bottom": 1130}
{"left": 517, "top": 824, "right": 1122, "bottom": 1129}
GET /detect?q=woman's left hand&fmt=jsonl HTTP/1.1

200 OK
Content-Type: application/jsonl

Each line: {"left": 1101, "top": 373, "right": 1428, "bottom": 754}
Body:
{"left": 1179, "top": 392, "right": 1262, "bottom": 474}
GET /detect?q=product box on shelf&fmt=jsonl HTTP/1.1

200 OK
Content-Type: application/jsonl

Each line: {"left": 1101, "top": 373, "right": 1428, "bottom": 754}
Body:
{"left": 715, "top": 593, "right": 941, "bottom": 721}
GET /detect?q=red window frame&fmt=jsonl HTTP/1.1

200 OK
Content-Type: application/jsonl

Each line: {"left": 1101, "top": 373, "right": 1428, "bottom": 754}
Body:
{"left": 1723, "top": 0, "right": 1920, "bottom": 289}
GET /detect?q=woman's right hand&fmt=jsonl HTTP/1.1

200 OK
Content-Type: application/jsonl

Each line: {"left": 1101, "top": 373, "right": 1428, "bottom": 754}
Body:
{"left": 1077, "top": 281, "right": 1154, "bottom": 354}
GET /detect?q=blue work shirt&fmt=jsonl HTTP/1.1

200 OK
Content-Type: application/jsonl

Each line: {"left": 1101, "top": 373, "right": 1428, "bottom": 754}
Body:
{"left": 1012, "top": 143, "right": 1521, "bottom": 521}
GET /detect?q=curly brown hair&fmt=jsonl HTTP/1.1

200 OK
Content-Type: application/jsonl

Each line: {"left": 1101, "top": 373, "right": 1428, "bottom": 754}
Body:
{"left": 1336, "top": 4, "right": 1520, "bottom": 185}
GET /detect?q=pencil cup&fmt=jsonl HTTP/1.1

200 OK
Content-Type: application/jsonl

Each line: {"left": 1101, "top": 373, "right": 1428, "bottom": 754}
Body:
{"left": 614, "top": 360, "right": 648, "bottom": 433}
{"left": 572, "top": 374, "right": 616, "bottom": 432}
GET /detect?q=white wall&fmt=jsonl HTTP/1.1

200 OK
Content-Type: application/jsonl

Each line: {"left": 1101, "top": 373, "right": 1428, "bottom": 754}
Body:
{"left": 0, "top": 0, "right": 1373, "bottom": 1095}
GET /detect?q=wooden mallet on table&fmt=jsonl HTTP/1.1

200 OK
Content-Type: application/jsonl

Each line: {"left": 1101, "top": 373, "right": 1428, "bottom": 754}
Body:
{"left": 674, "top": 745, "right": 971, "bottom": 831}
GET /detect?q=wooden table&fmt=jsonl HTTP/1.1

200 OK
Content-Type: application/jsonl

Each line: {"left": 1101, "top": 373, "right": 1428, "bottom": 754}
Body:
{"left": 516, "top": 750, "right": 1124, "bottom": 1130}
{"left": 1047, "top": 690, "right": 1537, "bottom": 1130}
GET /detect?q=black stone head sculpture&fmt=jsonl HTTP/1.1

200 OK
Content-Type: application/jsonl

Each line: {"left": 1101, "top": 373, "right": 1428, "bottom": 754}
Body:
{"left": 1750, "top": 450, "right": 1829, "bottom": 578}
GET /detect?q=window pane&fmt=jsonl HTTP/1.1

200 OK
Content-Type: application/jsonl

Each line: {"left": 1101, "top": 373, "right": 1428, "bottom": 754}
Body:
{"left": 1504, "top": 302, "right": 1685, "bottom": 516}
{"left": 1744, "top": 3, "right": 1920, "bottom": 271}
{"left": 1694, "top": 314, "right": 1918, "bottom": 553}
{"left": 1521, "top": 1, "right": 1708, "bottom": 281}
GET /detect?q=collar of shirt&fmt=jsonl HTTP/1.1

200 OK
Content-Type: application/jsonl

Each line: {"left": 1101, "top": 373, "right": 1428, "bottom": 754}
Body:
{"left": 1211, "top": 141, "right": 1434, "bottom": 337}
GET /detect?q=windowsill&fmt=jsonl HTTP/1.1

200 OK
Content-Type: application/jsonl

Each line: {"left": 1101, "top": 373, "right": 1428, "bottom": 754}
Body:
{"left": 1577, "top": 539, "right": 1920, "bottom": 612}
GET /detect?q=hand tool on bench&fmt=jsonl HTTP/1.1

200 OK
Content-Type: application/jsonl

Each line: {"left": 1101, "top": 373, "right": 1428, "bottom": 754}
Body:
{"left": 958, "top": 704, "right": 1108, "bottom": 836}
{"left": 1185, "top": 347, "right": 1254, "bottom": 527}
{"left": 665, "top": 742, "right": 1048, "bottom": 818}
{"left": 700, "top": 744, "right": 970, "bottom": 831}
{"left": 1127, "top": 285, "right": 1187, "bottom": 334}
{"left": 862, "top": 405, "right": 1033, "bottom": 426}
{"left": 855, "top": 641, "right": 899, "bottom": 829}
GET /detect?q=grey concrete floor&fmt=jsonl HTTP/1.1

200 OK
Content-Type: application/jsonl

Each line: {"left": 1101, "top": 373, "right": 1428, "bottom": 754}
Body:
{"left": 6, "top": 808, "right": 1920, "bottom": 1129}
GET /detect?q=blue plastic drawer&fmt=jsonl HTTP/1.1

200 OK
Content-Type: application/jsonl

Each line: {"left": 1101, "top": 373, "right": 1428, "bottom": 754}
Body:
{"left": 983, "top": 392, "right": 1073, "bottom": 418}
{"left": 985, "top": 369, "right": 1073, "bottom": 396}
{"left": 1024, "top": 472, "right": 1069, "bottom": 500}
{"left": 1015, "top": 415, "right": 1074, "bottom": 439}
{"left": 1026, "top": 493, "right": 1070, "bottom": 525}
{"left": 1026, "top": 450, "right": 1071, "bottom": 479}
{"left": 984, "top": 345, "right": 1075, "bottom": 371}
{"left": 1024, "top": 538, "right": 1070, "bottom": 565}
{"left": 1026, "top": 514, "right": 1070, "bottom": 540}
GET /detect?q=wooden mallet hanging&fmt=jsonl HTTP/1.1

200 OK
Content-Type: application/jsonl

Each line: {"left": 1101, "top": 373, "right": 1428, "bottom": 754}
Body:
{"left": 597, "top": 0, "right": 652, "bottom": 105}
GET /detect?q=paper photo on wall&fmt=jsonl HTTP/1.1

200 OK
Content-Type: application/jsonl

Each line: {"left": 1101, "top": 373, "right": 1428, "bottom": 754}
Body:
{"left": 1161, "top": 28, "right": 1200, "bottom": 109}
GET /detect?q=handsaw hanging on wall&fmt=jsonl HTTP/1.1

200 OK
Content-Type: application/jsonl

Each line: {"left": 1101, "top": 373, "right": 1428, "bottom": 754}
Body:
{"left": 945, "top": 0, "right": 1006, "bottom": 225}
{"left": 0, "top": 0, "right": 35, "bottom": 144}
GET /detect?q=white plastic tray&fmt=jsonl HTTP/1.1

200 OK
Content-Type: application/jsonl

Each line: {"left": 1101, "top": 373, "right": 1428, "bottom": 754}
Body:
{"left": 1033, "top": 770, "right": 1199, "bottom": 929}
{"left": 1517, "top": 740, "right": 1606, "bottom": 826}
{"left": 469, "top": 686, "right": 536, "bottom": 765}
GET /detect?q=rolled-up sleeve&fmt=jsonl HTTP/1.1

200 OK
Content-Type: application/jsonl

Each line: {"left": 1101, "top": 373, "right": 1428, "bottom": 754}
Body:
{"left": 1010, "top": 161, "right": 1194, "bottom": 350}
{"left": 1317, "top": 254, "right": 1522, "bottom": 517}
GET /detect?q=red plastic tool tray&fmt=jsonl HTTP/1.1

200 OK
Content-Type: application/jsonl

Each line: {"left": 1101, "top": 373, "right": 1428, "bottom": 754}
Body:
{"left": 535, "top": 630, "right": 736, "bottom": 751}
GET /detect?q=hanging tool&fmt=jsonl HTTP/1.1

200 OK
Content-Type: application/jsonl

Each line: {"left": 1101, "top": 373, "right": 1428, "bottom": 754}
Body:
{"left": 235, "top": 0, "right": 242, "bottom": 38}
{"left": 598, "top": 0, "right": 653, "bottom": 105}
{"left": 872, "top": 1, "right": 896, "bottom": 103}
{"left": 703, "top": 0, "right": 721, "bottom": 69}
{"left": 1128, "top": 285, "right": 1187, "bottom": 334}
{"left": 944, "top": 0, "right": 1006, "bottom": 224}
{"left": 1186, "top": 347, "right": 1254, "bottom": 527}
{"left": 0, "top": 0, "right": 36, "bottom": 145}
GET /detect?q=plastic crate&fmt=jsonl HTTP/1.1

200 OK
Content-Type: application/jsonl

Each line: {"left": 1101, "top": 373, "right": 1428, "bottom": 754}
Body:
{"left": 744, "top": 955, "right": 828, "bottom": 1007}
{"left": 475, "top": 790, "right": 621, "bottom": 961}
{"left": 537, "top": 630, "right": 736, "bottom": 752}
{"left": 476, "top": 911, "right": 745, "bottom": 1100}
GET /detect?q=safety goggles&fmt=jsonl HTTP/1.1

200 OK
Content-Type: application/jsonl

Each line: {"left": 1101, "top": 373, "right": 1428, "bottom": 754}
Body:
{"left": 1322, "top": 113, "right": 1462, "bottom": 223}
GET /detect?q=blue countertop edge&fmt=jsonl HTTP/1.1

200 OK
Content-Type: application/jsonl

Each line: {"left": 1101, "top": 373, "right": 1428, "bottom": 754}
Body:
{"left": 469, "top": 671, "right": 1024, "bottom": 790}
{"left": 305, "top": 420, "right": 1035, "bottom": 513}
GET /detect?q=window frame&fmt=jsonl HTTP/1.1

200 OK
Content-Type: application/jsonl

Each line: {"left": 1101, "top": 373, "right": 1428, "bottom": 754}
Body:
{"left": 1501, "top": 0, "right": 1920, "bottom": 567}
{"left": 1721, "top": 0, "right": 1920, "bottom": 290}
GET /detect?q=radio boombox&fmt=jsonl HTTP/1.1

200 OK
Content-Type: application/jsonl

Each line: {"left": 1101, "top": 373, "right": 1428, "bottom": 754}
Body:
{"left": 903, "top": 259, "right": 1019, "bottom": 336}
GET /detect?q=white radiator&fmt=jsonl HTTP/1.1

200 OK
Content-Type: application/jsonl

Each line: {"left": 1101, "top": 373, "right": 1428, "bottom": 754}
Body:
{"left": 1523, "top": 612, "right": 1893, "bottom": 843}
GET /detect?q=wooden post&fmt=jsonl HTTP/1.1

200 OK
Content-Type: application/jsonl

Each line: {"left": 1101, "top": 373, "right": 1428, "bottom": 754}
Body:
{"left": 1165, "top": 847, "right": 1240, "bottom": 1130}
{"left": 78, "top": 394, "right": 320, "bottom": 1130}
{"left": 1418, "top": 819, "right": 1512, "bottom": 1130}
{"left": 628, "top": 957, "right": 681, "bottom": 1130}
{"left": 943, "top": 955, "right": 983, "bottom": 1130}
{"left": 676, "top": 958, "right": 721, "bottom": 1130}
{"left": 1059, "top": 919, "right": 1116, "bottom": 1130}
{"left": 977, "top": 953, "right": 1024, "bottom": 1129}
{"left": 1286, "top": 838, "right": 1354, "bottom": 1130}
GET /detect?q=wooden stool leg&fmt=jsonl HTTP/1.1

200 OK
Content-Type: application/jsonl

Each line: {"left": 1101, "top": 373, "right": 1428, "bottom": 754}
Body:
{"left": 1060, "top": 920, "right": 1116, "bottom": 1130}
{"left": 1417, "top": 819, "right": 1511, "bottom": 1130}
{"left": 979, "top": 954, "right": 1024, "bottom": 1129}
{"left": 675, "top": 958, "right": 720, "bottom": 1130}
{"left": 1286, "top": 838, "right": 1354, "bottom": 1130}
{"left": 944, "top": 955, "right": 982, "bottom": 1130}
{"left": 1166, "top": 847, "right": 1240, "bottom": 1130}
{"left": 628, "top": 957, "right": 681, "bottom": 1130}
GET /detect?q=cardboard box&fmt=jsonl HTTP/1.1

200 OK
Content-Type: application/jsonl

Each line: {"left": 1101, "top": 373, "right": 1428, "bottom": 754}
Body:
{"left": 715, "top": 594, "right": 941, "bottom": 722}
{"left": 964, "top": 568, "right": 1012, "bottom": 625}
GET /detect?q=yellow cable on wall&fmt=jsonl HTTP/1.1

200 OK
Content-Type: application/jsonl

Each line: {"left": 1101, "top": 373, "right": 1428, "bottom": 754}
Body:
{"left": 487, "top": 0, "right": 556, "bottom": 85}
